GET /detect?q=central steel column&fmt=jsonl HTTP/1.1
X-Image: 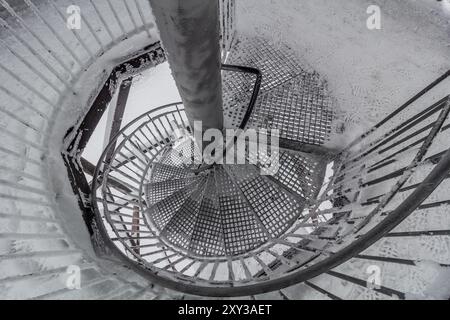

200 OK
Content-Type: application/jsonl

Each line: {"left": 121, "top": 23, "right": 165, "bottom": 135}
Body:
{"left": 149, "top": 0, "right": 224, "bottom": 133}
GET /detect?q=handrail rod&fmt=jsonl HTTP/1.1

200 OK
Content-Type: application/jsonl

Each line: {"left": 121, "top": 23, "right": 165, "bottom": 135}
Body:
{"left": 340, "top": 70, "right": 450, "bottom": 156}
{"left": 221, "top": 64, "right": 263, "bottom": 129}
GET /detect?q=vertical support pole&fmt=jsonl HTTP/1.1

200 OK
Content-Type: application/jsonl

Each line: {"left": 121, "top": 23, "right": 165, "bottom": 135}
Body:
{"left": 149, "top": 0, "right": 224, "bottom": 135}
{"left": 104, "top": 78, "right": 133, "bottom": 165}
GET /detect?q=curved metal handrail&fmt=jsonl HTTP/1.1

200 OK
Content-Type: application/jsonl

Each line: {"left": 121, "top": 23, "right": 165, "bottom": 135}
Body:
{"left": 340, "top": 70, "right": 450, "bottom": 157}
{"left": 221, "top": 64, "right": 263, "bottom": 129}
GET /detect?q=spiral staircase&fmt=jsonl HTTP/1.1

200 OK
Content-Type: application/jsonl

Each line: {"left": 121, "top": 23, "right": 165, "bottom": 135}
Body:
{"left": 1, "top": 0, "right": 450, "bottom": 300}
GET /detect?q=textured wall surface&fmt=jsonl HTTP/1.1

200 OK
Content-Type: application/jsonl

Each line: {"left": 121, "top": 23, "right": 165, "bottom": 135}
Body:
{"left": 0, "top": 0, "right": 168, "bottom": 299}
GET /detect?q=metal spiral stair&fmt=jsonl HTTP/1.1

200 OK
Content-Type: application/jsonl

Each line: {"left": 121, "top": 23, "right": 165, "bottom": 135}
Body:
{"left": 90, "top": 44, "right": 450, "bottom": 297}
{"left": 0, "top": 0, "right": 449, "bottom": 300}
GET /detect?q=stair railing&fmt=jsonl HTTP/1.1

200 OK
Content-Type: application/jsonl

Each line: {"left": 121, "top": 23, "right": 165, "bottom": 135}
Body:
{"left": 91, "top": 70, "right": 450, "bottom": 297}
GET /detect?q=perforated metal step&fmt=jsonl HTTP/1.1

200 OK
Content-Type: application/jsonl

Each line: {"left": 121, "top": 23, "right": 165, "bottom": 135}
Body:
{"left": 223, "top": 36, "right": 336, "bottom": 146}
{"left": 144, "top": 142, "right": 327, "bottom": 258}
{"left": 189, "top": 175, "right": 226, "bottom": 256}
{"left": 144, "top": 176, "right": 206, "bottom": 231}
{"left": 225, "top": 164, "right": 304, "bottom": 238}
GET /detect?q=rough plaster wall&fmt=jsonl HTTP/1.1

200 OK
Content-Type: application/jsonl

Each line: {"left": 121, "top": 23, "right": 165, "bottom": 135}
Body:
{"left": 0, "top": 0, "right": 165, "bottom": 299}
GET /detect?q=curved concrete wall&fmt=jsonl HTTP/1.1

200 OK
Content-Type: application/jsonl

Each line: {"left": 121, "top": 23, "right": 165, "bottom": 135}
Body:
{"left": 0, "top": 0, "right": 171, "bottom": 299}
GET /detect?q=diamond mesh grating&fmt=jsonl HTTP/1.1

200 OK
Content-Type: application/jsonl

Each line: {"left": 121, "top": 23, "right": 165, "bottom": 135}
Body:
{"left": 227, "top": 165, "right": 304, "bottom": 237}
{"left": 150, "top": 162, "right": 193, "bottom": 183}
{"left": 189, "top": 175, "right": 226, "bottom": 256}
{"left": 248, "top": 148, "right": 321, "bottom": 202}
{"left": 146, "top": 177, "right": 205, "bottom": 230}
{"left": 161, "top": 181, "right": 206, "bottom": 250}
{"left": 161, "top": 137, "right": 202, "bottom": 168}
{"left": 222, "top": 36, "right": 335, "bottom": 145}
{"left": 145, "top": 177, "right": 199, "bottom": 206}
{"left": 226, "top": 37, "right": 304, "bottom": 90}
{"left": 272, "top": 151, "right": 320, "bottom": 201}
{"left": 249, "top": 74, "right": 334, "bottom": 145}
{"left": 223, "top": 36, "right": 305, "bottom": 128}
{"left": 215, "top": 166, "right": 268, "bottom": 255}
